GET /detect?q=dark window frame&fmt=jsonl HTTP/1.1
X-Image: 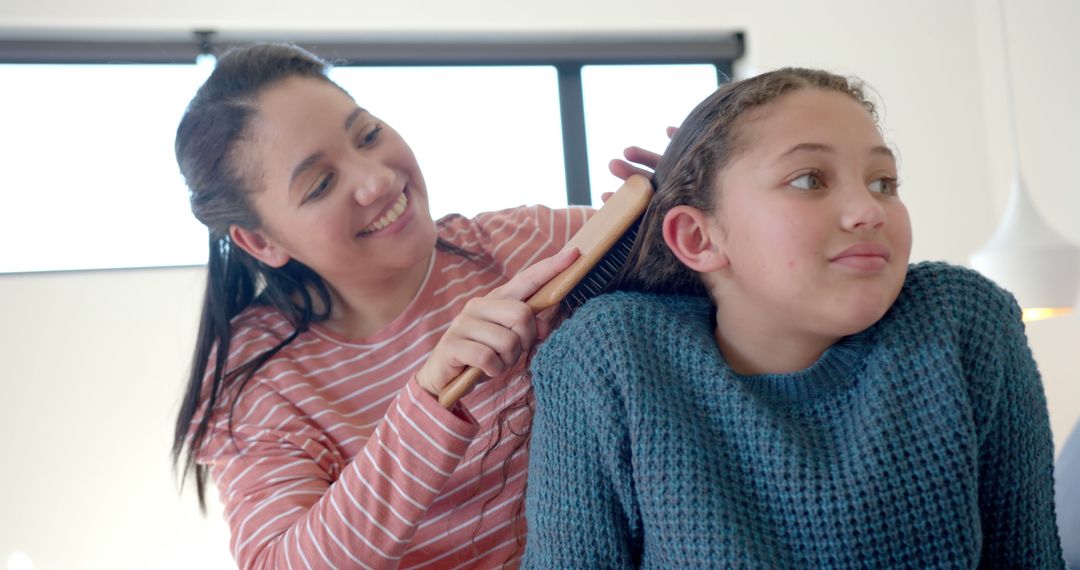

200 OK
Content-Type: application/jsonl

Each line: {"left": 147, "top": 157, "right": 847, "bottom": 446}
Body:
{"left": 0, "top": 32, "right": 744, "bottom": 205}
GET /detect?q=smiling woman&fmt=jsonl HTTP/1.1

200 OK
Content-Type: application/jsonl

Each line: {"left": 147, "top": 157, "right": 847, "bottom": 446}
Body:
{"left": 223, "top": 76, "right": 441, "bottom": 329}
{"left": 169, "top": 42, "right": 667, "bottom": 569}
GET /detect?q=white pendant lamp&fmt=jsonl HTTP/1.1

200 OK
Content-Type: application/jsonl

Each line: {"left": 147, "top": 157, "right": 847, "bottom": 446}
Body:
{"left": 969, "top": 0, "right": 1080, "bottom": 322}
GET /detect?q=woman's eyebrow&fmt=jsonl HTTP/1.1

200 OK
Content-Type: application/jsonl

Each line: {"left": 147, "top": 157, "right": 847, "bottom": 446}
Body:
{"left": 289, "top": 107, "right": 369, "bottom": 190}
{"left": 290, "top": 151, "right": 324, "bottom": 189}
{"left": 344, "top": 107, "right": 366, "bottom": 132}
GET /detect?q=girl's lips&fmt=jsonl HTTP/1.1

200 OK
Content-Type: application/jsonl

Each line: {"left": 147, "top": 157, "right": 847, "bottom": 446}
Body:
{"left": 830, "top": 242, "right": 891, "bottom": 261}
{"left": 831, "top": 255, "right": 888, "bottom": 271}
{"left": 829, "top": 242, "right": 891, "bottom": 271}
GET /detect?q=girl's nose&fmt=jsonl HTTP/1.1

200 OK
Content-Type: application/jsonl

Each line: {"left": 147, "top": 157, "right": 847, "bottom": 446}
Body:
{"left": 839, "top": 185, "right": 886, "bottom": 232}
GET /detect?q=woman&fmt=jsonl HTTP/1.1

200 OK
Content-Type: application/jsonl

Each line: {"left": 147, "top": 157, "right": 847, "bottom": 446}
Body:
{"left": 171, "top": 42, "right": 655, "bottom": 569}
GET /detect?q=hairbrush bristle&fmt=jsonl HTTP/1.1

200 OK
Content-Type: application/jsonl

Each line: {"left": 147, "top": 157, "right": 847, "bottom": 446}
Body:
{"left": 558, "top": 218, "right": 641, "bottom": 316}
{"left": 439, "top": 175, "right": 652, "bottom": 408}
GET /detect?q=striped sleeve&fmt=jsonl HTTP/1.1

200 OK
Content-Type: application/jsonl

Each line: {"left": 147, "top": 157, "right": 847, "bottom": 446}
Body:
{"left": 200, "top": 378, "right": 480, "bottom": 570}
{"left": 468, "top": 205, "right": 593, "bottom": 275}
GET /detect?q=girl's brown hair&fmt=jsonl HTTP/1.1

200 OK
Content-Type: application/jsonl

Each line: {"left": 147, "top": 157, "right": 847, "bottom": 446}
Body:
{"left": 614, "top": 67, "right": 877, "bottom": 296}
{"left": 500, "top": 68, "right": 879, "bottom": 564}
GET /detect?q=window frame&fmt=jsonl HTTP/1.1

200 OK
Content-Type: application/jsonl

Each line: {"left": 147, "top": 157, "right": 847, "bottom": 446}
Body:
{"left": 0, "top": 32, "right": 744, "bottom": 206}
{"left": 0, "top": 33, "right": 743, "bottom": 273}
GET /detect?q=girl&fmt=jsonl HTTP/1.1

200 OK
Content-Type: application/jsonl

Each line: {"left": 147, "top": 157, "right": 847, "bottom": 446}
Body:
{"left": 170, "top": 43, "right": 655, "bottom": 569}
{"left": 523, "top": 68, "right": 1065, "bottom": 568}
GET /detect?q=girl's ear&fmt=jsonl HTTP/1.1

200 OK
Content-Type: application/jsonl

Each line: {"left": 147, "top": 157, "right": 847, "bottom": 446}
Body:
{"left": 661, "top": 205, "right": 729, "bottom": 273}
{"left": 228, "top": 225, "right": 291, "bottom": 268}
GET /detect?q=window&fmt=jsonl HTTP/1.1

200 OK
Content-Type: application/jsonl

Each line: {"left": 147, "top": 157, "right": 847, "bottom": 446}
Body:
{"left": 581, "top": 64, "right": 726, "bottom": 206}
{"left": 0, "top": 63, "right": 211, "bottom": 272}
{"left": 0, "top": 34, "right": 743, "bottom": 272}
{"left": 329, "top": 66, "right": 567, "bottom": 220}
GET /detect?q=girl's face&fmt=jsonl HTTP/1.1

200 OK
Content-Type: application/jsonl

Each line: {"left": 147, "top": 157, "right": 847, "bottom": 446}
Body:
{"left": 709, "top": 88, "right": 912, "bottom": 340}
{"left": 235, "top": 76, "right": 437, "bottom": 292}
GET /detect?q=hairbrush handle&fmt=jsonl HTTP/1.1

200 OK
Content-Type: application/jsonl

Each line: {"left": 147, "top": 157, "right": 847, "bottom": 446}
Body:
{"left": 438, "top": 175, "right": 653, "bottom": 408}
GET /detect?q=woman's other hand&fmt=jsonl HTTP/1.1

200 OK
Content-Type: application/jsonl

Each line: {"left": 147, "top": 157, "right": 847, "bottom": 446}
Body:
{"left": 606, "top": 126, "right": 677, "bottom": 183}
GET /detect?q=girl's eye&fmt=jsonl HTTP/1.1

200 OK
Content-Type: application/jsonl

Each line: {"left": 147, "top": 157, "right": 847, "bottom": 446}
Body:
{"left": 789, "top": 172, "right": 824, "bottom": 190}
{"left": 869, "top": 177, "right": 900, "bottom": 196}
{"left": 303, "top": 172, "right": 334, "bottom": 204}
{"left": 359, "top": 125, "right": 382, "bottom": 148}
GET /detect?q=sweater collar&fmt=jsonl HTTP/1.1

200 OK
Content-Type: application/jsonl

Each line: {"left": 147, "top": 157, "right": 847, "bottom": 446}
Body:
{"left": 726, "top": 334, "right": 870, "bottom": 404}
{"left": 680, "top": 296, "right": 873, "bottom": 404}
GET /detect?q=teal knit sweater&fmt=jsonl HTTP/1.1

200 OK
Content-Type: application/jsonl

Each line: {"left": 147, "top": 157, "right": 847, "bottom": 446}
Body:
{"left": 523, "top": 262, "right": 1064, "bottom": 569}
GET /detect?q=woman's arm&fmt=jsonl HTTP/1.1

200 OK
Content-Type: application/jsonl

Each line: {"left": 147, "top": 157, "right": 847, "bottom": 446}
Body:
{"left": 201, "top": 247, "right": 581, "bottom": 569}
{"left": 202, "top": 378, "right": 478, "bottom": 570}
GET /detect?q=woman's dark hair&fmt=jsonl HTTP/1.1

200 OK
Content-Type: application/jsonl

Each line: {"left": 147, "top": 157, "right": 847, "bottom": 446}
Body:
{"left": 171, "top": 43, "right": 469, "bottom": 509}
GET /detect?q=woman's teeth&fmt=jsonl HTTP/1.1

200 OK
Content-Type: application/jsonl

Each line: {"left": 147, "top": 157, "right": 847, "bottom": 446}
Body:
{"left": 360, "top": 192, "right": 408, "bottom": 234}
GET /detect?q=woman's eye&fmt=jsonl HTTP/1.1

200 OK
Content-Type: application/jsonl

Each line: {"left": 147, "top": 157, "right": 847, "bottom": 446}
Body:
{"left": 869, "top": 177, "right": 900, "bottom": 196}
{"left": 303, "top": 172, "right": 334, "bottom": 204}
{"left": 359, "top": 125, "right": 382, "bottom": 147}
{"left": 789, "top": 172, "right": 824, "bottom": 190}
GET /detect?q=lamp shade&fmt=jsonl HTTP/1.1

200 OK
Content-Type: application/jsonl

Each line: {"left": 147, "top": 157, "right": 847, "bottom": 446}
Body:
{"left": 970, "top": 174, "right": 1080, "bottom": 320}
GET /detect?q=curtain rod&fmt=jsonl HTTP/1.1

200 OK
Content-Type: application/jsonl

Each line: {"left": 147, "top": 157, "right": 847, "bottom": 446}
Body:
{"left": 0, "top": 31, "right": 745, "bottom": 65}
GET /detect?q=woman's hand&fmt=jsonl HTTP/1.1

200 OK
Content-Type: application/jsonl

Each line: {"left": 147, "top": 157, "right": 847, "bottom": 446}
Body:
{"left": 607, "top": 126, "right": 677, "bottom": 182}
{"left": 415, "top": 247, "right": 581, "bottom": 397}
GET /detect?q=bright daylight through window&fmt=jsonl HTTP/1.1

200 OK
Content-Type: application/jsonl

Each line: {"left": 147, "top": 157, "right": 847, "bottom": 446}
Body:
{"left": 0, "top": 37, "right": 736, "bottom": 273}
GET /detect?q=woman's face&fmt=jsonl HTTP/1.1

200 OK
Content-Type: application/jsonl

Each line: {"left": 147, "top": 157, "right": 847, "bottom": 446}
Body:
{"left": 234, "top": 76, "right": 437, "bottom": 291}
{"left": 708, "top": 88, "right": 912, "bottom": 340}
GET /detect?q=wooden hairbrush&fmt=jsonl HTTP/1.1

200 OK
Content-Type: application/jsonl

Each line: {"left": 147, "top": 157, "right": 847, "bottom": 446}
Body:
{"left": 438, "top": 174, "right": 653, "bottom": 408}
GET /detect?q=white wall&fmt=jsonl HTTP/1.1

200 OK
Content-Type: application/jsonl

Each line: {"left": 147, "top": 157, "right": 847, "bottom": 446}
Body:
{"left": 1, "top": 1, "right": 1077, "bottom": 568}
{"left": 968, "top": 0, "right": 1080, "bottom": 469}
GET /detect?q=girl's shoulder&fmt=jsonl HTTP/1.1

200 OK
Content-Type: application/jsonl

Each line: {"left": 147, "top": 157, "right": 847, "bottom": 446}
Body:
{"left": 578, "top": 289, "right": 710, "bottom": 320}
{"left": 534, "top": 291, "right": 715, "bottom": 399}
{"left": 901, "top": 261, "right": 1021, "bottom": 323}
{"left": 892, "top": 263, "right": 1025, "bottom": 360}
{"left": 553, "top": 290, "right": 712, "bottom": 347}
{"left": 905, "top": 261, "right": 1002, "bottom": 294}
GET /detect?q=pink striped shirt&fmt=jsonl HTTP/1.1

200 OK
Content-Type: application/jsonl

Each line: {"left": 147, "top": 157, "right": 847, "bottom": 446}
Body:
{"left": 195, "top": 205, "right": 592, "bottom": 569}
